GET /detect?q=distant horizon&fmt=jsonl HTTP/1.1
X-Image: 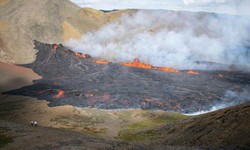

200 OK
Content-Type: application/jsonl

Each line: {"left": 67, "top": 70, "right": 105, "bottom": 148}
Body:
{"left": 70, "top": 0, "right": 250, "bottom": 16}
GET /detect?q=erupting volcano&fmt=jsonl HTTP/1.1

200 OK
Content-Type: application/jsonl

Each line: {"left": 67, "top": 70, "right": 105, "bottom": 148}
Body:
{"left": 4, "top": 41, "right": 250, "bottom": 113}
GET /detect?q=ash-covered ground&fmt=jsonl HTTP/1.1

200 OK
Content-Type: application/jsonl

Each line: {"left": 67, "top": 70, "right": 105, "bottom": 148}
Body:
{"left": 4, "top": 41, "right": 250, "bottom": 113}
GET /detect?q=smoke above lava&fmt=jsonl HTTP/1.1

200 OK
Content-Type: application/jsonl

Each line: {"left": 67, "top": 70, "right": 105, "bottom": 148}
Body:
{"left": 186, "top": 87, "right": 250, "bottom": 115}
{"left": 65, "top": 10, "right": 250, "bottom": 70}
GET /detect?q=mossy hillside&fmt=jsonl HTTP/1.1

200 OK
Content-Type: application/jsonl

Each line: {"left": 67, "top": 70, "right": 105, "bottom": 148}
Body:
{"left": 0, "top": 126, "right": 13, "bottom": 147}
{"left": 118, "top": 112, "right": 188, "bottom": 141}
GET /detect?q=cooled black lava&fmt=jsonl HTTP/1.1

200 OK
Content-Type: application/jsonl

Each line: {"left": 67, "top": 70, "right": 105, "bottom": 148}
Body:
{"left": 4, "top": 41, "right": 250, "bottom": 113}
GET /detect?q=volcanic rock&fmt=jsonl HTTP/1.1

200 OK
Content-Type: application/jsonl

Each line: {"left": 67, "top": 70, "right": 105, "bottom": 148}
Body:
{"left": 4, "top": 41, "right": 250, "bottom": 113}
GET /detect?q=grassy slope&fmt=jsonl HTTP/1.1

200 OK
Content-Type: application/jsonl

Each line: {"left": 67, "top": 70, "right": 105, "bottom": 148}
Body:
{"left": 124, "top": 102, "right": 250, "bottom": 148}
{"left": 0, "top": 126, "right": 13, "bottom": 148}
{"left": 118, "top": 112, "right": 187, "bottom": 141}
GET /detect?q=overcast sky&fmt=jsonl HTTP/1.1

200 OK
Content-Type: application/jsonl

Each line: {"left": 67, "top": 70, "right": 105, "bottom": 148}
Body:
{"left": 70, "top": 0, "right": 250, "bottom": 15}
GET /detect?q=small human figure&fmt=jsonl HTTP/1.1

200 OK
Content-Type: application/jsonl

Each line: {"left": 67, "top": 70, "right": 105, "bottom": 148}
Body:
{"left": 34, "top": 121, "right": 38, "bottom": 127}
{"left": 30, "top": 121, "right": 34, "bottom": 127}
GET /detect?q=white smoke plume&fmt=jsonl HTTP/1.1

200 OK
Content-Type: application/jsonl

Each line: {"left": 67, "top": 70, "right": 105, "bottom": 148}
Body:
{"left": 183, "top": 0, "right": 250, "bottom": 16}
{"left": 186, "top": 87, "right": 250, "bottom": 116}
{"left": 183, "top": 0, "right": 227, "bottom": 5}
{"left": 65, "top": 10, "right": 250, "bottom": 70}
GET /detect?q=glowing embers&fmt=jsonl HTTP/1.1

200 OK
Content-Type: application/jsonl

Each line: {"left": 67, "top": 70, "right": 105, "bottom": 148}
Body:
{"left": 187, "top": 70, "right": 199, "bottom": 75}
{"left": 120, "top": 58, "right": 179, "bottom": 73}
{"left": 53, "top": 90, "right": 65, "bottom": 98}
{"left": 93, "top": 60, "right": 110, "bottom": 65}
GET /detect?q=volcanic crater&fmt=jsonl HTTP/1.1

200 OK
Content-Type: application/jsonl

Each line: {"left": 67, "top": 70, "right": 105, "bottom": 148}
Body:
{"left": 4, "top": 41, "right": 250, "bottom": 113}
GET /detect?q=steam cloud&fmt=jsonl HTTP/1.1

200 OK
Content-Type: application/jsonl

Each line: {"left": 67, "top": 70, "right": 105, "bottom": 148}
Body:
{"left": 65, "top": 10, "right": 250, "bottom": 70}
{"left": 183, "top": 0, "right": 227, "bottom": 5}
{"left": 186, "top": 87, "right": 250, "bottom": 115}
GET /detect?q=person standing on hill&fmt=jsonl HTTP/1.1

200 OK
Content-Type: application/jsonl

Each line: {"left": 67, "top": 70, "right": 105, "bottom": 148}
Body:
{"left": 30, "top": 121, "right": 34, "bottom": 127}
{"left": 34, "top": 121, "right": 38, "bottom": 127}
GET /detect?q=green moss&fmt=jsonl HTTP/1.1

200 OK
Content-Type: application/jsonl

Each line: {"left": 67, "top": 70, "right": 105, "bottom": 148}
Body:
{"left": 52, "top": 117, "right": 71, "bottom": 124}
{"left": 83, "top": 126, "right": 107, "bottom": 134}
{"left": 0, "top": 135, "right": 13, "bottom": 147}
{"left": 0, "top": 127, "right": 13, "bottom": 147}
{"left": 128, "top": 112, "right": 187, "bottom": 129}
{"left": 118, "top": 112, "right": 188, "bottom": 141}
{"left": 0, "top": 127, "right": 8, "bottom": 132}
{"left": 0, "top": 101, "right": 22, "bottom": 112}
{"left": 119, "top": 129, "right": 159, "bottom": 141}
{"left": 51, "top": 115, "right": 105, "bottom": 125}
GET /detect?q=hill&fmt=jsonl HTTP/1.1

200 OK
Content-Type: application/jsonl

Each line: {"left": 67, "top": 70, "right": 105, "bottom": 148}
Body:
{"left": 118, "top": 101, "right": 250, "bottom": 149}
{"left": 0, "top": 61, "right": 249, "bottom": 149}
{"left": 0, "top": 0, "right": 134, "bottom": 64}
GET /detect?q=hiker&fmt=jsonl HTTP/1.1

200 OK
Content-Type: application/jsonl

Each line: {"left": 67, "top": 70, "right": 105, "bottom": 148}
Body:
{"left": 30, "top": 121, "right": 34, "bottom": 127}
{"left": 34, "top": 121, "right": 38, "bottom": 127}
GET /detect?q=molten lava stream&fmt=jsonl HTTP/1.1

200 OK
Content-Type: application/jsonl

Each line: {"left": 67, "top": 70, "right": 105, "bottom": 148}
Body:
{"left": 187, "top": 70, "right": 199, "bottom": 75}
{"left": 53, "top": 90, "right": 64, "bottom": 98}
{"left": 154, "top": 67, "right": 179, "bottom": 73}
{"left": 93, "top": 60, "right": 109, "bottom": 65}
{"left": 53, "top": 44, "right": 59, "bottom": 49}
{"left": 120, "top": 58, "right": 152, "bottom": 69}
{"left": 120, "top": 58, "right": 179, "bottom": 73}
{"left": 218, "top": 74, "right": 223, "bottom": 78}
{"left": 75, "top": 52, "right": 87, "bottom": 59}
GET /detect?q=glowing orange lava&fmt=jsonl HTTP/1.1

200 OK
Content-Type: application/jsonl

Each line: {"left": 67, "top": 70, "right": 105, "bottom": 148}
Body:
{"left": 75, "top": 52, "right": 87, "bottom": 59}
{"left": 120, "top": 58, "right": 179, "bottom": 73}
{"left": 218, "top": 74, "right": 223, "bottom": 78}
{"left": 93, "top": 60, "right": 109, "bottom": 65}
{"left": 187, "top": 70, "right": 199, "bottom": 75}
{"left": 53, "top": 44, "right": 59, "bottom": 49}
{"left": 144, "top": 98, "right": 153, "bottom": 102}
{"left": 120, "top": 58, "right": 152, "bottom": 69}
{"left": 154, "top": 67, "right": 179, "bottom": 73}
{"left": 53, "top": 90, "right": 64, "bottom": 98}
{"left": 87, "top": 92, "right": 94, "bottom": 97}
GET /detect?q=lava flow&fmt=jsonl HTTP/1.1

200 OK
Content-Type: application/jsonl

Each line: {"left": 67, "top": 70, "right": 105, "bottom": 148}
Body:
{"left": 120, "top": 58, "right": 152, "bottom": 69}
{"left": 53, "top": 90, "right": 64, "bottom": 98}
{"left": 4, "top": 41, "right": 250, "bottom": 113}
{"left": 218, "top": 74, "right": 223, "bottom": 78}
{"left": 75, "top": 52, "right": 87, "bottom": 58}
{"left": 53, "top": 44, "right": 59, "bottom": 49}
{"left": 187, "top": 70, "right": 199, "bottom": 75}
{"left": 93, "top": 60, "right": 110, "bottom": 65}
{"left": 120, "top": 58, "right": 179, "bottom": 73}
{"left": 154, "top": 67, "right": 179, "bottom": 73}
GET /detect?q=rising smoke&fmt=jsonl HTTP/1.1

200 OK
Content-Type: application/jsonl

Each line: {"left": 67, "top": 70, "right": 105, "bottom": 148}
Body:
{"left": 186, "top": 87, "right": 250, "bottom": 115}
{"left": 183, "top": 0, "right": 227, "bottom": 5}
{"left": 65, "top": 10, "right": 250, "bottom": 70}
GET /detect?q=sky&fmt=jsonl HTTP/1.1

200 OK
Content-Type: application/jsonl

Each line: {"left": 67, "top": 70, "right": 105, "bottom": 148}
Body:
{"left": 70, "top": 0, "right": 250, "bottom": 16}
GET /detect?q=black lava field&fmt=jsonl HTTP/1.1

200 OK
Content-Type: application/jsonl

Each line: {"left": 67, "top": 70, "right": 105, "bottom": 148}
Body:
{"left": 4, "top": 41, "right": 250, "bottom": 113}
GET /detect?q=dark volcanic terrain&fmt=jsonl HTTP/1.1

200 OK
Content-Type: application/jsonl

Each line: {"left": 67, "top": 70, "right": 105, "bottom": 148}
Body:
{"left": 4, "top": 41, "right": 250, "bottom": 113}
